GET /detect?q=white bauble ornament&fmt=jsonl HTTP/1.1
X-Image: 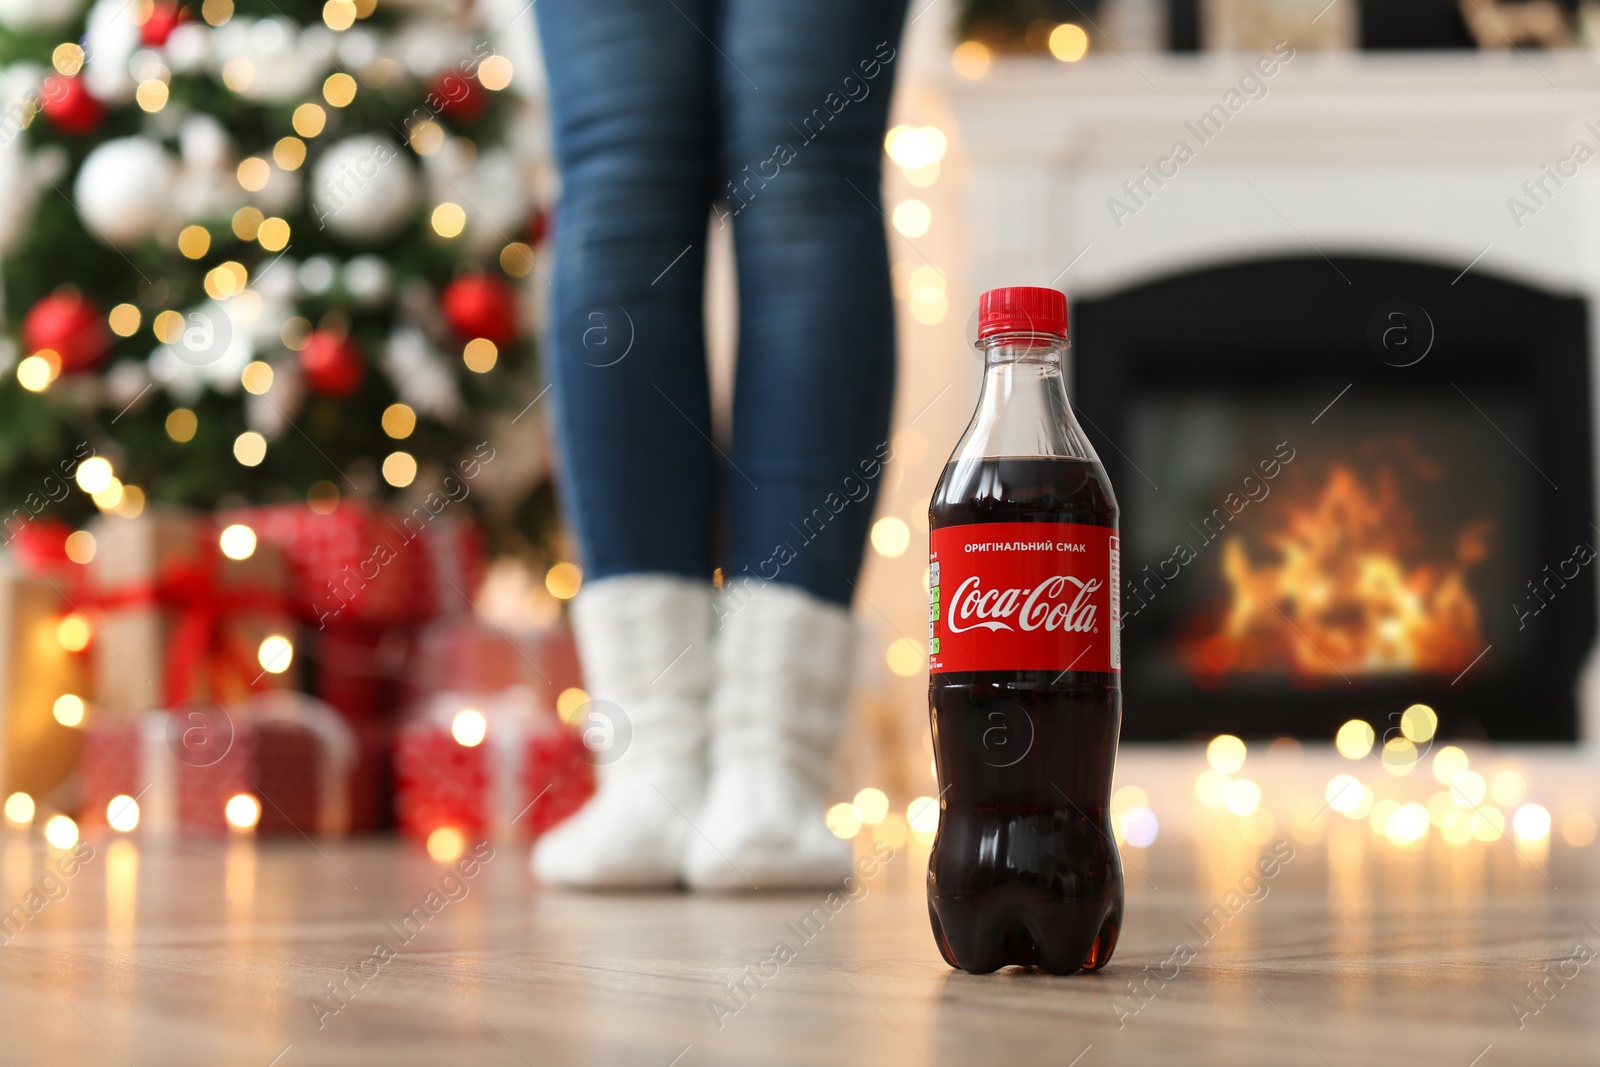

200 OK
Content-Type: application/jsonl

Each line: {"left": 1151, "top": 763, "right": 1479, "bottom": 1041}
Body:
{"left": 74, "top": 137, "right": 175, "bottom": 247}
{"left": 311, "top": 136, "right": 418, "bottom": 243}
{"left": 0, "top": 0, "right": 83, "bottom": 31}
{"left": 83, "top": 0, "right": 139, "bottom": 102}
{"left": 383, "top": 328, "right": 462, "bottom": 420}
{"left": 343, "top": 255, "right": 392, "bottom": 305}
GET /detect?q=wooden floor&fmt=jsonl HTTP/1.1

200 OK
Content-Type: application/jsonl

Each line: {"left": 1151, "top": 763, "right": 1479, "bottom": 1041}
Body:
{"left": 2, "top": 818, "right": 1597, "bottom": 1067}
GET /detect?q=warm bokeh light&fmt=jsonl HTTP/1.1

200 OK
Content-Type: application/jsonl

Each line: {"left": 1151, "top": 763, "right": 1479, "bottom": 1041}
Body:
{"left": 234, "top": 431, "right": 267, "bottom": 466}
{"left": 16, "top": 354, "right": 57, "bottom": 392}
{"left": 1111, "top": 785, "right": 1148, "bottom": 813}
{"left": 1222, "top": 777, "right": 1261, "bottom": 816}
{"left": 1048, "top": 23, "right": 1090, "bottom": 62}
{"left": 501, "top": 242, "right": 534, "bottom": 276}
{"left": 64, "top": 530, "right": 96, "bottom": 565}
{"left": 826, "top": 802, "right": 862, "bottom": 839}
{"left": 1399, "top": 703, "right": 1437, "bottom": 743}
{"left": 451, "top": 708, "right": 488, "bottom": 747}
{"left": 257, "top": 635, "right": 294, "bottom": 674}
{"left": 109, "top": 303, "right": 142, "bottom": 337}
{"left": 293, "top": 103, "right": 327, "bottom": 137}
{"left": 136, "top": 78, "right": 169, "bottom": 112}
{"left": 1122, "top": 806, "right": 1160, "bottom": 847}
{"left": 871, "top": 517, "right": 911, "bottom": 558}
{"left": 1380, "top": 736, "right": 1418, "bottom": 776}
{"left": 52, "top": 694, "right": 85, "bottom": 727}
{"left": 463, "top": 338, "right": 498, "bottom": 373}
{"left": 477, "top": 55, "right": 514, "bottom": 91}
{"left": 891, "top": 199, "right": 931, "bottom": 238}
{"left": 178, "top": 224, "right": 211, "bottom": 259}
{"left": 556, "top": 687, "right": 589, "bottom": 724}
{"left": 167, "top": 408, "right": 198, "bottom": 442}
{"left": 545, "top": 562, "right": 583, "bottom": 600}
{"left": 44, "top": 814, "right": 79, "bottom": 849}
{"left": 1489, "top": 769, "right": 1526, "bottom": 807}
{"left": 1562, "top": 811, "right": 1597, "bottom": 847}
{"left": 57, "top": 613, "right": 92, "bottom": 651}
{"left": 951, "top": 40, "right": 992, "bottom": 79}
{"left": 1470, "top": 805, "right": 1505, "bottom": 843}
{"left": 432, "top": 203, "right": 467, "bottom": 238}
{"left": 907, "top": 796, "right": 939, "bottom": 834}
{"left": 4, "top": 792, "right": 35, "bottom": 826}
{"left": 1387, "top": 802, "right": 1431, "bottom": 845}
{"left": 886, "top": 638, "right": 924, "bottom": 677}
{"left": 853, "top": 787, "right": 889, "bottom": 825}
{"left": 382, "top": 403, "right": 417, "bottom": 439}
{"left": 225, "top": 793, "right": 262, "bottom": 830}
{"left": 219, "top": 523, "right": 257, "bottom": 561}
{"left": 1432, "top": 745, "right": 1468, "bottom": 784}
{"left": 1334, "top": 719, "right": 1374, "bottom": 759}
{"left": 1325, "top": 774, "right": 1362, "bottom": 815}
{"left": 885, "top": 126, "right": 948, "bottom": 171}
{"left": 237, "top": 156, "right": 270, "bottom": 191}
{"left": 1450, "top": 770, "right": 1487, "bottom": 808}
{"left": 1194, "top": 769, "right": 1229, "bottom": 807}
{"left": 241, "top": 361, "right": 274, "bottom": 394}
{"left": 308, "top": 480, "right": 340, "bottom": 515}
{"left": 1513, "top": 803, "right": 1551, "bottom": 842}
{"left": 107, "top": 795, "right": 140, "bottom": 833}
{"left": 382, "top": 451, "right": 417, "bottom": 488}
{"left": 76, "top": 456, "right": 114, "bottom": 494}
{"left": 117, "top": 485, "right": 147, "bottom": 519}
{"left": 1206, "top": 734, "right": 1246, "bottom": 774}
{"left": 427, "top": 826, "right": 466, "bottom": 862}
{"left": 323, "top": 72, "right": 357, "bottom": 107}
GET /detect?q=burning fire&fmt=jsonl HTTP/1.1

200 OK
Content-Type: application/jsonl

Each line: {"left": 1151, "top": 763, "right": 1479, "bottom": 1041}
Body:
{"left": 1188, "top": 464, "right": 1489, "bottom": 678}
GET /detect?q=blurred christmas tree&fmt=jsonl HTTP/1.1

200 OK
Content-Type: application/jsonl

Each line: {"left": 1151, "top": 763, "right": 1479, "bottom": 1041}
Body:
{"left": 0, "top": 0, "right": 555, "bottom": 556}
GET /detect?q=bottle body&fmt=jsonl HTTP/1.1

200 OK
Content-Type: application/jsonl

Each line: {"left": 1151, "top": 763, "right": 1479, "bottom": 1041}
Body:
{"left": 926, "top": 290, "right": 1124, "bottom": 975}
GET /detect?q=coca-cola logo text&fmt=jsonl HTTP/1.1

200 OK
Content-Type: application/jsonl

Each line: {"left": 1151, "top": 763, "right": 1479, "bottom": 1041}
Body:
{"left": 947, "top": 574, "right": 1101, "bottom": 635}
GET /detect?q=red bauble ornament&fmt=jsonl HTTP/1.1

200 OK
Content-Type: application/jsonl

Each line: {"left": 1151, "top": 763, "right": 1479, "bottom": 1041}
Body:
{"left": 299, "top": 332, "right": 366, "bottom": 396}
{"left": 22, "top": 291, "right": 111, "bottom": 373}
{"left": 39, "top": 76, "right": 104, "bottom": 136}
{"left": 141, "top": 2, "right": 187, "bottom": 46}
{"left": 431, "top": 70, "right": 486, "bottom": 123}
{"left": 441, "top": 276, "right": 517, "bottom": 347}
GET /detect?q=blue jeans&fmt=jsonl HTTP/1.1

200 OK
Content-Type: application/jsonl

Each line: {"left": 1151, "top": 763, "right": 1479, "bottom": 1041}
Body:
{"left": 535, "top": 0, "right": 908, "bottom": 607}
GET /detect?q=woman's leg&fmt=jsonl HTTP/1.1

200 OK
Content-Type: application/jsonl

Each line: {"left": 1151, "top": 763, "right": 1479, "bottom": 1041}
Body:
{"left": 531, "top": 0, "right": 719, "bottom": 888}
{"left": 716, "top": 1, "right": 906, "bottom": 606}
{"left": 685, "top": 0, "right": 909, "bottom": 890}
{"left": 538, "top": 0, "right": 718, "bottom": 583}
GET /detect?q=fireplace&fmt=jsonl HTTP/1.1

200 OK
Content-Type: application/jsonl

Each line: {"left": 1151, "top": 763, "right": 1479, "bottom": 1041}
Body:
{"left": 1073, "top": 255, "right": 1595, "bottom": 741}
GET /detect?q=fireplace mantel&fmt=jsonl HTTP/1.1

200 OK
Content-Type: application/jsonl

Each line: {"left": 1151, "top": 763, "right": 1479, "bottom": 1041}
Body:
{"left": 944, "top": 51, "right": 1600, "bottom": 747}
{"left": 947, "top": 52, "right": 1600, "bottom": 301}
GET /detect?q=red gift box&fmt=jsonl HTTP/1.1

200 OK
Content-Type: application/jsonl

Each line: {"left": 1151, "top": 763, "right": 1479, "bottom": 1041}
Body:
{"left": 78, "top": 693, "right": 367, "bottom": 836}
{"left": 228, "top": 501, "right": 482, "bottom": 628}
{"left": 394, "top": 687, "right": 592, "bottom": 842}
{"left": 226, "top": 502, "right": 483, "bottom": 721}
{"left": 404, "top": 616, "right": 582, "bottom": 702}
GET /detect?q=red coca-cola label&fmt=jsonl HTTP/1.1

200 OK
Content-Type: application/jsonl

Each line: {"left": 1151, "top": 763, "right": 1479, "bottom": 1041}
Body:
{"left": 928, "top": 522, "right": 1119, "bottom": 674}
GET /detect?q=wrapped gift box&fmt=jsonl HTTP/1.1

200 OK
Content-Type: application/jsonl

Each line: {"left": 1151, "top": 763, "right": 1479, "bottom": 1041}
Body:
{"left": 78, "top": 693, "right": 365, "bottom": 836}
{"left": 0, "top": 559, "right": 85, "bottom": 804}
{"left": 394, "top": 687, "right": 592, "bottom": 842}
{"left": 404, "top": 616, "right": 583, "bottom": 702}
{"left": 226, "top": 502, "right": 483, "bottom": 720}
{"left": 84, "top": 508, "right": 298, "bottom": 716}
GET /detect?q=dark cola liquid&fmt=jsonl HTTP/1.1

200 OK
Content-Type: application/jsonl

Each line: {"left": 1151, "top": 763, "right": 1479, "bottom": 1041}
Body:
{"left": 928, "top": 456, "right": 1123, "bottom": 974}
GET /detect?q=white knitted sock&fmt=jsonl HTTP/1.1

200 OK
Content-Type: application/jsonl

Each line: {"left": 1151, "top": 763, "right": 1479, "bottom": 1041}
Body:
{"left": 531, "top": 574, "right": 713, "bottom": 888}
{"left": 684, "top": 580, "right": 854, "bottom": 890}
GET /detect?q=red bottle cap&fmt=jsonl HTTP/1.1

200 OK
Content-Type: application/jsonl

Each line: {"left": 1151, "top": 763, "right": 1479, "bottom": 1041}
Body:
{"left": 977, "top": 286, "right": 1067, "bottom": 340}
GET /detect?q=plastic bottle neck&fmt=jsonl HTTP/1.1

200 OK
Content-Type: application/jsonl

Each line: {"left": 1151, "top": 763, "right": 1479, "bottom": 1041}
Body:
{"left": 950, "top": 331, "right": 1096, "bottom": 463}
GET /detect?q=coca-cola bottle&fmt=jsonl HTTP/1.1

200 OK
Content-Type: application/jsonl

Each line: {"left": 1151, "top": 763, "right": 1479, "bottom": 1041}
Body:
{"left": 926, "top": 285, "right": 1123, "bottom": 974}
